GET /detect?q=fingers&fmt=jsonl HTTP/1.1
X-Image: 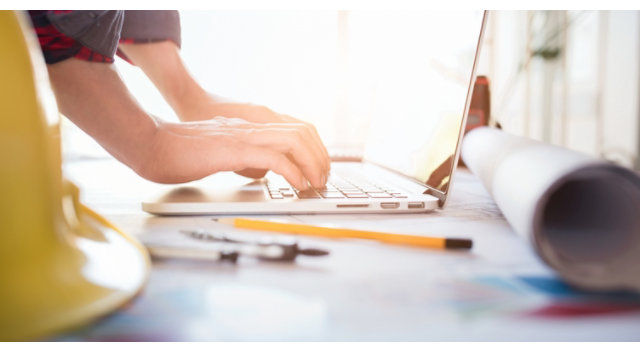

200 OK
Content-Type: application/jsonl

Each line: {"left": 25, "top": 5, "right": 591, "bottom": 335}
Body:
{"left": 235, "top": 168, "right": 269, "bottom": 179}
{"left": 231, "top": 144, "right": 309, "bottom": 190}
{"left": 198, "top": 113, "right": 331, "bottom": 177}
{"left": 301, "top": 122, "right": 331, "bottom": 173}
{"left": 280, "top": 114, "right": 331, "bottom": 171}
{"left": 234, "top": 125, "right": 328, "bottom": 188}
{"left": 161, "top": 117, "right": 329, "bottom": 189}
{"left": 199, "top": 117, "right": 329, "bottom": 188}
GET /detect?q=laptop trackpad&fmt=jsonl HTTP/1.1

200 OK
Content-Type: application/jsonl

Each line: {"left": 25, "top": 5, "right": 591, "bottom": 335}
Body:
{"left": 155, "top": 180, "right": 269, "bottom": 204}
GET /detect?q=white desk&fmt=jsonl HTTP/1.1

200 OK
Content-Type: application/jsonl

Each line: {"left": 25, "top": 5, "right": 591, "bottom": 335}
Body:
{"left": 56, "top": 157, "right": 640, "bottom": 341}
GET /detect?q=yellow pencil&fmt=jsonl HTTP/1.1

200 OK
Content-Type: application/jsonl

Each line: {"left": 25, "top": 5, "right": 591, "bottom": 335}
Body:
{"left": 215, "top": 217, "right": 472, "bottom": 250}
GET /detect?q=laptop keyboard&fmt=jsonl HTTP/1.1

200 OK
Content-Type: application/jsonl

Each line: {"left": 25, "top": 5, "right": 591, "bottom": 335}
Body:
{"left": 267, "top": 174, "right": 409, "bottom": 199}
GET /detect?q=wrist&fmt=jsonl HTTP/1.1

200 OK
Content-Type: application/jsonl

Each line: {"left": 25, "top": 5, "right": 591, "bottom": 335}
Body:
{"left": 179, "top": 100, "right": 280, "bottom": 124}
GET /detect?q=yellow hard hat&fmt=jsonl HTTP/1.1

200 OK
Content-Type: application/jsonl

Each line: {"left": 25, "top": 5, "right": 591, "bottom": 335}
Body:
{"left": 0, "top": 11, "right": 150, "bottom": 341}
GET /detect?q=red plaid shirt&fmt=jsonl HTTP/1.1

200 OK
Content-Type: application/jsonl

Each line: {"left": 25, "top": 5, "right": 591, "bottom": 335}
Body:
{"left": 28, "top": 10, "right": 181, "bottom": 65}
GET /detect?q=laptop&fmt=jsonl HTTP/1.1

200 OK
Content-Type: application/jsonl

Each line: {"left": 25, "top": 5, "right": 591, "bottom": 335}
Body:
{"left": 143, "top": 11, "right": 487, "bottom": 215}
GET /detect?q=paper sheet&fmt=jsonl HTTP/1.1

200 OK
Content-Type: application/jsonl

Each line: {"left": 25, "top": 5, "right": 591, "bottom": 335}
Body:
{"left": 461, "top": 127, "right": 640, "bottom": 292}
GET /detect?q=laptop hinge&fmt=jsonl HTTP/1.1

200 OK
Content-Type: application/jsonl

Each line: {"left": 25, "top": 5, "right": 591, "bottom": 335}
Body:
{"left": 423, "top": 187, "right": 446, "bottom": 208}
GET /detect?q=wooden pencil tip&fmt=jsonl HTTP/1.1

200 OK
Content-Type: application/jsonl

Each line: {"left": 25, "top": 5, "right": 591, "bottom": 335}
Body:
{"left": 213, "top": 218, "right": 235, "bottom": 225}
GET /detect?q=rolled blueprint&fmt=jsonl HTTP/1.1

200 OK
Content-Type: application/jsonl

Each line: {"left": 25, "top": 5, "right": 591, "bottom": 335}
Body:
{"left": 461, "top": 127, "right": 640, "bottom": 292}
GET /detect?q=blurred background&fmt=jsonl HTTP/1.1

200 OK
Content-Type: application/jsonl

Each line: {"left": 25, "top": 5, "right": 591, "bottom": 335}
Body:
{"left": 62, "top": 10, "right": 640, "bottom": 170}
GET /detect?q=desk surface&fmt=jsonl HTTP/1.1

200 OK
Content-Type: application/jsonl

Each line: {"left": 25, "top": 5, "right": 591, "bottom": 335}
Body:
{"left": 56, "top": 157, "right": 640, "bottom": 341}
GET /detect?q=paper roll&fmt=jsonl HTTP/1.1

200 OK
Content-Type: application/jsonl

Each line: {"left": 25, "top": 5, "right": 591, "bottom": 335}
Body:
{"left": 462, "top": 127, "right": 640, "bottom": 292}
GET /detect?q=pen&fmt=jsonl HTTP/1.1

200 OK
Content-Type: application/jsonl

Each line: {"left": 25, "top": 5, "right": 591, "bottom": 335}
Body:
{"left": 214, "top": 218, "right": 472, "bottom": 250}
{"left": 147, "top": 239, "right": 329, "bottom": 263}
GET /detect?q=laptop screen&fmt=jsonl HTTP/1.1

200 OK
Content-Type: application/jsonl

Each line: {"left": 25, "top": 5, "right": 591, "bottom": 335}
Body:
{"left": 360, "top": 11, "right": 486, "bottom": 197}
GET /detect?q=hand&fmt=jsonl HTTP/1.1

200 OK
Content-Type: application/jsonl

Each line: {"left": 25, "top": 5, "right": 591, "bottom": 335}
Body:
{"left": 142, "top": 116, "right": 330, "bottom": 190}
{"left": 179, "top": 100, "right": 331, "bottom": 182}
{"left": 116, "top": 41, "right": 330, "bottom": 186}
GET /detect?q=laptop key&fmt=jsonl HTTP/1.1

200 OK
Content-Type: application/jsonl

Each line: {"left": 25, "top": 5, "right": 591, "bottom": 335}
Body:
{"left": 342, "top": 189, "right": 365, "bottom": 194}
{"left": 367, "top": 192, "right": 393, "bottom": 198}
{"left": 320, "top": 191, "right": 346, "bottom": 199}
{"left": 346, "top": 193, "right": 369, "bottom": 198}
{"left": 296, "top": 189, "right": 321, "bottom": 199}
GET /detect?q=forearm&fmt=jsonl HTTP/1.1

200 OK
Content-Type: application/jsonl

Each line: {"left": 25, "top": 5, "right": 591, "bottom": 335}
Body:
{"left": 118, "top": 41, "right": 278, "bottom": 123}
{"left": 47, "top": 59, "right": 159, "bottom": 178}
{"left": 117, "top": 41, "right": 211, "bottom": 121}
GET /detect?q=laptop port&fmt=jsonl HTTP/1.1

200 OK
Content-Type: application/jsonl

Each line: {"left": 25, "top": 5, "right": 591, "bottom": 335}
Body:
{"left": 408, "top": 202, "right": 425, "bottom": 209}
{"left": 380, "top": 202, "right": 400, "bottom": 209}
{"left": 337, "top": 204, "right": 369, "bottom": 208}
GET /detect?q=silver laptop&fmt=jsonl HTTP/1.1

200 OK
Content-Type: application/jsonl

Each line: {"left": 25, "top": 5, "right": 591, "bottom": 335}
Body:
{"left": 143, "top": 11, "right": 487, "bottom": 215}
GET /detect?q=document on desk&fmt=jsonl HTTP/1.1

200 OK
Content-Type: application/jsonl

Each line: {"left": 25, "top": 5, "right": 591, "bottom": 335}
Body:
{"left": 462, "top": 127, "right": 640, "bottom": 292}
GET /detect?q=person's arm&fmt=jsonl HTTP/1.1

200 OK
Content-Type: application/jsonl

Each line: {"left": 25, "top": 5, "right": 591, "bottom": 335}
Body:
{"left": 117, "top": 41, "right": 294, "bottom": 123}
{"left": 47, "top": 58, "right": 328, "bottom": 189}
